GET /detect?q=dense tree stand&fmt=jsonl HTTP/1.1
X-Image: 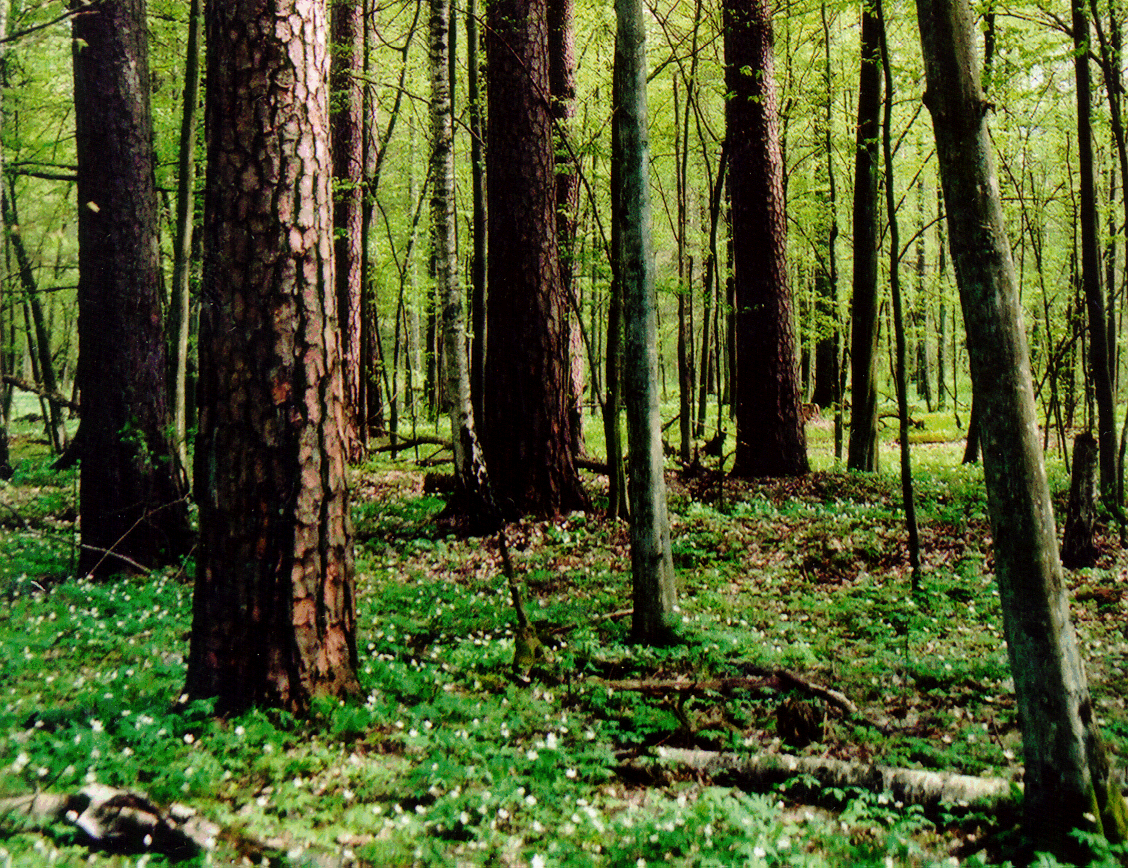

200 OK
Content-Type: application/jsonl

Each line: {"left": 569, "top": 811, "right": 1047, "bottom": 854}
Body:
{"left": 71, "top": 0, "right": 190, "bottom": 577}
{"left": 186, "top": 0, "right": 360, "bottom": 715}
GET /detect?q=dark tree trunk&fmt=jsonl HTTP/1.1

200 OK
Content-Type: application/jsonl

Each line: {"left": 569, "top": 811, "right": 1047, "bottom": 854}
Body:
{"left": 187, "top": 0, "right": 360, "bottom": 715}
{"left": 726, "top": 0, "right": 808, "bottom": 479}
{"left": 917, "top": 0, "right": 1128, "bottom": 852}
{"left": 331, "top": 0, "right": 365, "bottom": 454}
{"left": 482, "top": 0, "right": 587, "bottom": 516}
{"left": 71, "top": 0, "right": 190, "bottom": 577}
{"left": 467, "top": 0, "right": 487, "bottom": 433}
{"left": 1073, "top": 0, "right": 1119, "bottom": 509}
{"left": 1062, "top": 432, "right": 1100, "bottom": 569}
{"left": 847, "top": 2, "right": 883, "bottom": 472}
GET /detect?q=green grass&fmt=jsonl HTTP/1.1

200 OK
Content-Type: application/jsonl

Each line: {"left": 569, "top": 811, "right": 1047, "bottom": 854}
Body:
{"left": 1, "top": 405, "right": 1126, "bottom": 865}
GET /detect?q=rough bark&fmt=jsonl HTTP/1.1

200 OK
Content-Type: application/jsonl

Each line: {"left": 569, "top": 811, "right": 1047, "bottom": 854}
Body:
{"left": 916, "top": 0, "right": 1128, "bottom": 853}
{"left": 187, "top": 0, "right": 360, "bottom": 715}
{"left": 331, "top": 0, "right": 364, "bottom": 452}
{"left": 482, "top": 0, "right": 587, "bottom": 517}
{"left": 847, "top": 2, "right": 883, "bottom": 472}
{"left": 467, "top": 0, "right": 487, "bottom": 432}
{"left": 615, "top": 0, "right": 678, "bottom": 645}
{"left": 71, "top": 0, "right": 190, "bottom": 576}
{"left": 726, "top": 0, "right": 808, "bottom": 479}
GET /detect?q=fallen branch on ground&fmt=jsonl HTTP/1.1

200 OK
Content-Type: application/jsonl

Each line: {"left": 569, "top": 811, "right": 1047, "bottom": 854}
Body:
{"left": 642, "top": 747, "right": 1021, "bottom": 815}
{"left": 369, "top": 435, "right": 450, "bottom": 453}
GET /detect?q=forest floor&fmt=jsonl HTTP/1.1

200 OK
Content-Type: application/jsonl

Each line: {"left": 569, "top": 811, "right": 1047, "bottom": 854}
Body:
{"left": 2, "top": 412, "right": 1128, "bottom": 866}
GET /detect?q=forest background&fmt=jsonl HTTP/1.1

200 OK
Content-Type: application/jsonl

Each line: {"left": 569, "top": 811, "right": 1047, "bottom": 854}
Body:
{"left": 1, "top": 0, "right": 1128, "bottom": 865}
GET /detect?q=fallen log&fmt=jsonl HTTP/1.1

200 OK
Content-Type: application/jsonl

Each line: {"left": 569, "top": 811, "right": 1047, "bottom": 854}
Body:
{"left": 645, "top": 747, "right": 1021, "bottom": 815}
{"left": 369, "top": 434, "right": 450, "bottom": 453}
{"left": 2, "top": 374, "right": 80, "bottom": 413}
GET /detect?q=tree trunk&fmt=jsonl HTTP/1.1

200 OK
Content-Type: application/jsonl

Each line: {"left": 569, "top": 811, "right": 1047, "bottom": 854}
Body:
{"left": 726, "top": 0, "right": 808, "bottom": 479}
{"left": 917, "top": 0, "right": 1128, "bottom": 853}
{"left": 482, "top": 0, "right": 587, "bottom": 517}
{"left": 1062, "top": 432, "right": 1100, "bottom": 569}
{"left": 0, "top": 3, "right": 10, "bottom": 481}
{"left": 1073, "top": 0, "right": 1119, "bottom": 510}
{"left": 615, "top": 0, "right": 678, "bottom": 646}
{"left": 431, "top": 0, "right": 496, "bottom": 531}
{"left": 167, "top": 0, "right": 201, "bottom": 477}
{"left": 847, "top": 2, "right": 883, "bottom": 472}
{"left": 467, "top": 0, "right": 487, "bottom": 435}
{"left": 877, "top": 0, "right": 921, "bottom": 590}
{"left": 331, "top": 0, "right": 365, "bottom": 455}
{"left": 71, "top": 0, "right": 190, "bottom": 576}
{"left": 187, "top": 0, "right": 360, "bottom": 715}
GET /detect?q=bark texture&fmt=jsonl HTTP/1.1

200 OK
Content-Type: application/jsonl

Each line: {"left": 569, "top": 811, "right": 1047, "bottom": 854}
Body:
{"left": 71, "top": 0, "right": 190, "bottom": 576}
{"left": 726, "top": 0, "right": 808, "bottom": 478}
{"left": 483, "top": 0, "right": 587, "bottom": 517}
{"left": 916, "top": 0, "right": 1128, "bottom": 852}
{"left": 614, "top": 0, "right": 678, "bottom": 645}
{"left": 1061, "top": 432, "right": 1100, "bottom": 569}
{"left": 847, "top": 2, "right": 883, "bottom": 472}
{"left": 188, "top": 0, "right": 359, "bottom": 715}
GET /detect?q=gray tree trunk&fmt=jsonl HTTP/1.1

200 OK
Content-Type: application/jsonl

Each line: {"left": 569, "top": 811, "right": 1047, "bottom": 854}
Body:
{"left": 614, "top": 0, "right": 677, "bottom": 645}
{"left": 430, "top": 0, "right": 495, "bottom": 530}
{"left": 916, "top": 0, "right": 1128, "bottom": 854}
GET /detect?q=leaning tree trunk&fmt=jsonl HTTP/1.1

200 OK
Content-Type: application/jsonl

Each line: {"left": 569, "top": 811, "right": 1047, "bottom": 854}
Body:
{"left": 187, "top": 0, "right": 360, "bottom": 715}
{"left": 71, "top": 0, "right": 190, "bottom": 576}
{"left": 482, "top": 0, "right": 587, "bottom": 517}
{"left": 847, "top": 2, "right": 883, "bottom": 473}
{"left": 726, "top": 0, "right": 808, "bottom": 479}
{"left": 615, "top": 0, "right": 678, "bottom": 646}
{"left": 916, "top": 0, "right": 1128, "bottom": 855}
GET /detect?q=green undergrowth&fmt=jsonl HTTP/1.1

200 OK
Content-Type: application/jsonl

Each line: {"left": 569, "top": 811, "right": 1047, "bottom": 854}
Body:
{"left": 2, "top": 418, "right": 1128, "bottom": 865}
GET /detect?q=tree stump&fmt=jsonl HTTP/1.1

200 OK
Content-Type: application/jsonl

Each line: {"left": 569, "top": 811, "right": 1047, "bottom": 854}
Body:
{"left": 1061, "top": 432, "right": 1099, "bottom": 569}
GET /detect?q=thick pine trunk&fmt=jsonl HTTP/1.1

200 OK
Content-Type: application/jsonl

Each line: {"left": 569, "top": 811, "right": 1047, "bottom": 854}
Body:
{"left": 916, "top": 0, "right": 1128, "bottom": 853}
{"left": 615, "top": 0, "right": 678, "bottom": 646}
{"left": 71, "top": 0, "right": 190, "bottom": 576}
{"left": 847, "top": 4, "right": 883, "bottom": 472}
{"left": 726, "top": 0, "right": 808, "bottom": 479}
{"left": 188, "top": 0, "right": 359, "bottom": 715}
{"left": 482, "top": 0, "right": 587, "bottom": 517}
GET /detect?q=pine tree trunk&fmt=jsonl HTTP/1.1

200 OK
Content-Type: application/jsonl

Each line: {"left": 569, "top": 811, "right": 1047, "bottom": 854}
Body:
{"left": 71, "top": 0, "right": 190, "bottom": 576}
{"left": 847, "top": 3, "right": 883, "bottom": 472}
{"left": 615, "top": 0, "right": 678, "bottom": 646}
{"left": 917, "top": 0, "right": 1128, "bottom": 852}
{"left": 726, "top": 0, "right": 808, "bottom": 479}
{"left": 188, "top": 0, "right": 359, "bottom": 715}
{"left": 482, "top": 0, "right": 587, "bottom": 517}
